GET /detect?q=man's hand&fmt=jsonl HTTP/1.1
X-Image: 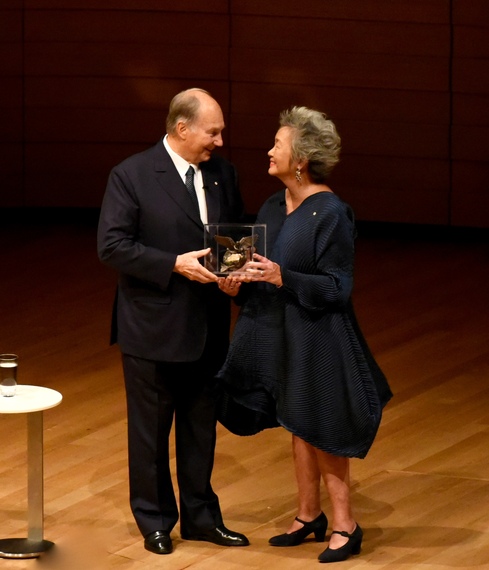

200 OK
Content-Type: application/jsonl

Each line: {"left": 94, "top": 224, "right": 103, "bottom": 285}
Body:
{"left": 174, "top": 248, "right": 218, "bottom": 283}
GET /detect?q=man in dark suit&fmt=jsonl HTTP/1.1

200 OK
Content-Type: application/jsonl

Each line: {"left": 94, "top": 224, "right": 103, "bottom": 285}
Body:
{"left": 97, "top": 88, "right": 249, "bottom": 555}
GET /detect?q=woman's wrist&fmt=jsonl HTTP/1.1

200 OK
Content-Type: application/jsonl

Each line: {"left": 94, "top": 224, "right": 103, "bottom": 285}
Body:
{"left": 274, "top": 263, "right": 283, "bottom": 288}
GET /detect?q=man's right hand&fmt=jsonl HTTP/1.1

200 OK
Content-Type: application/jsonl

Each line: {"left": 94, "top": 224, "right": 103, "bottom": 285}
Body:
{"left": 174, "top": 248, "right": 218, "bottom": 283}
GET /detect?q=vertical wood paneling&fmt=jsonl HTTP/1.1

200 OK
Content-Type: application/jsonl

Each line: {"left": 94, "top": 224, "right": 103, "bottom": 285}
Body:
{"left": 229, "top": 8, "right": 451, "bottom": 223}
{"left": 25, "top": 0, "right": 229, "bottom": 11}
{"left": 0, "top": 144, "right": 23, "bottom": 207}
{"left": 22, "top": 8, "right": 231, "bottom": 207}
{"left": 0, "top": 1, "right": 487, "bottom": 227}
{"left": 452, "top": 0, "right": 489, "bottom": 26}
{"left": 451, "top": 0, "right": 489, "bottom": 227}
{"left": 24, "top": 143, "right": 147, "bottom": 207}
{"left": 24, "top": 11, "right": 230, "bottom": 42}
{"left": 231, "top": 0, "right": 449, "bottom": 23}
{"left": 0, "top": 6, "right": 23, "bottom": 207}
{"left": 451, "top": 163, "right": 489, "bottom": 229}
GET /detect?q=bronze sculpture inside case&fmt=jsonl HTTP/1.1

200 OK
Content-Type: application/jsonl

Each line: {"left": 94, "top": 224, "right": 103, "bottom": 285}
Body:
{"left": 214, "top": 234, "right": 258, "bottom": 273}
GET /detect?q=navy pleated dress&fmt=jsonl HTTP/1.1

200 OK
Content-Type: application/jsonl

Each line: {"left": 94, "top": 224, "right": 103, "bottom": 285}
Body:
{"left": 217, "top": 189, "right": 392, "bottom": 459}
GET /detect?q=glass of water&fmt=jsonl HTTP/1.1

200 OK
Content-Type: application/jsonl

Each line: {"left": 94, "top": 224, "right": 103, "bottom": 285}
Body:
{"left": 0, "top": 354, "right": 18, "bottom": 397}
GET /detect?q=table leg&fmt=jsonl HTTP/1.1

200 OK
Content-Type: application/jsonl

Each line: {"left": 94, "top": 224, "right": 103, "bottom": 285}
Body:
{"left": 28, "top": 410, "right": 45, "bottom": 541}
{"left": 0, "top": 411, "right": 54, "bottom": 558}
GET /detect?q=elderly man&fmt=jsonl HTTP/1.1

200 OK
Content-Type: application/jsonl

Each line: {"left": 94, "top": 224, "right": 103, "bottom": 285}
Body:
{"left": 97, "top": 88, "right": 248, "bottom": 555}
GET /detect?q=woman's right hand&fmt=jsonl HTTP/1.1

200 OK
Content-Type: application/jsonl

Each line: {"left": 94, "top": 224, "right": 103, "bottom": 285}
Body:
{"left": 217, "top": 275, "right": 242, "bottom": 296}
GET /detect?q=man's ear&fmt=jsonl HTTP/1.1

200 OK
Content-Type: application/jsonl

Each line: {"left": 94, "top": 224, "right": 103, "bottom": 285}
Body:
{"left": 176, "top": 120, "right": 188, "bottom": 140}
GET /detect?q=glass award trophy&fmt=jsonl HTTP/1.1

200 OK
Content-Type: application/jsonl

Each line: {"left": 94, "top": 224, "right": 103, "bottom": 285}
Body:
{"left": 204, "top": 223, "right": 266, "bottom": 276}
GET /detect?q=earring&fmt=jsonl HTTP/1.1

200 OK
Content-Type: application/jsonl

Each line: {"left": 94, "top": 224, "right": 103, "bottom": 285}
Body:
{"left": 295, "top": 167, "right": 302, "bottom": 184}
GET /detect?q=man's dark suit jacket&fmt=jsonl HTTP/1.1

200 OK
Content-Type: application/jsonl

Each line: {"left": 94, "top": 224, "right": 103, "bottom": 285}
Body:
{"left": 97, "top": 139, "right": 244, "bottom": 367}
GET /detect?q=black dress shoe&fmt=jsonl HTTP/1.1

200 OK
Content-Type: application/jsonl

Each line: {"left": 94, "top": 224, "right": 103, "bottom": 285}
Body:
{"left": 318, "top": 524, "right": 363, "bottom": 563}
{"left": 144, "top": 530, "right": 173, "bottom": 555}
{"left": 269, "top": 512, "right": 328, "bottom": 546}
{"left": 182, "top": 524, "right": 249, "bottom": 546}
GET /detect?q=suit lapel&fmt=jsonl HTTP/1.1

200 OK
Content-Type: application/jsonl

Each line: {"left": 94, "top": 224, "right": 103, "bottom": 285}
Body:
{"left": 152, "top": 142, "right": 203, "bottom": 228}
{"left": 201, "top": 165, "right": 221, "bottom": 223}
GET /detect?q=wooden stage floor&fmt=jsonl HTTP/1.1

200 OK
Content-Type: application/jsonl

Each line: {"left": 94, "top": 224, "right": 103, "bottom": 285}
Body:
{"left": 0, "top": 218, "right": 488, "bottom": 569}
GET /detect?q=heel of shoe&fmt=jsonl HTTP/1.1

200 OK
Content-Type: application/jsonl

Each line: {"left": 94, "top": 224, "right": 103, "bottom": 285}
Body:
{"left": 351, "top": 540, "right": 362, "bottom": 555}
{"left": 296, "top": 511, "right": 328, "bottom": 543}
{"left": 351, "top": 531, "right": 362, "bottom": 555}
{"left": 313, "top": 527, "right": 327, "bottom": 542}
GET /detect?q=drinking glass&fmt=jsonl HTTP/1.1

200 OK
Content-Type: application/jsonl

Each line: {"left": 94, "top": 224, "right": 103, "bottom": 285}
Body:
{"left": 0, "top": 354, "right": 18, "bottom": 397}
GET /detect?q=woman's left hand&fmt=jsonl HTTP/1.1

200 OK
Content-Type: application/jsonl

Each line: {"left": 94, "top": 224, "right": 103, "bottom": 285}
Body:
{"left": 242, "top": 253, "right": 283, "bottom": 287}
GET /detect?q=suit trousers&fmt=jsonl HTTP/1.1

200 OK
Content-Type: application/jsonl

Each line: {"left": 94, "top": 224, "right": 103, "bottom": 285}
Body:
{"left": 122, "top": 353, "right": 223, "bottom": 537}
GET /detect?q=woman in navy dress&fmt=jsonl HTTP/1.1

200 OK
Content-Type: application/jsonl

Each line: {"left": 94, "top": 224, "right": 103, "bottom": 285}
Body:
{"left": 217, "top": 106, "right": 392, "bottom": 563}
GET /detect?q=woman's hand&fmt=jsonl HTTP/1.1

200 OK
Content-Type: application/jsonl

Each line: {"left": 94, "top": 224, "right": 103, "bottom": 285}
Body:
{"left": 241, "top": 253, "right": 283, "bottom": 288}
{"left": 217, "top": 275, "right": 242, "bottom": 296}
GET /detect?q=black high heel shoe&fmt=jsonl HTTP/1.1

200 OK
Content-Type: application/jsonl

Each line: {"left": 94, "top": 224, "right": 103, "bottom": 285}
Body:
{"left": 318, "top": 524, "right": 363, "bottom": 563}
{"left": 269, "top": 512, "right": 328, "bottom": 546}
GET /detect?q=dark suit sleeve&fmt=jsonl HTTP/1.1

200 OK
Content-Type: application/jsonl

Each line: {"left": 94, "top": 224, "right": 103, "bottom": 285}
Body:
{"left": 97, "top": 160, "right": 176, "bottom": 291}
{"left": 96, "top": 143, "right": 243, "bottom": 360}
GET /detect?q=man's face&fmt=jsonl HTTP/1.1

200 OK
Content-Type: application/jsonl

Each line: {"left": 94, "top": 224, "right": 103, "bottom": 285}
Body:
{"left": 183, "top": 100, "right": 225, "bottom": 164}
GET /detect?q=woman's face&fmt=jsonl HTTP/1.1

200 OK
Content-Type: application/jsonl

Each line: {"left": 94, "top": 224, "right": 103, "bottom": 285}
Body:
{"left": 268, "top": 126, "right": 294, "bottom": 179}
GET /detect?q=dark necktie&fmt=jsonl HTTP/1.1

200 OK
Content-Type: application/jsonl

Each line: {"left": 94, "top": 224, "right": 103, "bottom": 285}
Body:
{"left": 185, "top": 166, "right": 200, "bottom": 212}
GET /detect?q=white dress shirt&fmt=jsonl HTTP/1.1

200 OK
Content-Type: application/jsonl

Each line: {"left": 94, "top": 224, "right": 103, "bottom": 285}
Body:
{"left": 163, "top": 135, "right": 208, "bottom": 224}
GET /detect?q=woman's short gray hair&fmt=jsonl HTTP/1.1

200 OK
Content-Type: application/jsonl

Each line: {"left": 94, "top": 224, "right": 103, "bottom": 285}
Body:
{"left": 279, "top": 106, "right": 341, "bottom": 182}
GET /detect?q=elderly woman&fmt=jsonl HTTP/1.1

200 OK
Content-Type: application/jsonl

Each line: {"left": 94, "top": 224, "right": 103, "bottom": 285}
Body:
{"left": 217, "top": 106, "right": 392, "bottom": 563}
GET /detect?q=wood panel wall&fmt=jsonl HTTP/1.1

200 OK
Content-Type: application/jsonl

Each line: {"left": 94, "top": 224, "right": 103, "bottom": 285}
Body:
{"left": 451, "top": 0, "right": 489, "bottom": 227}
{"left": 0, "top": 0, "right": 488, "bottom": 227}
{"left": 0, "top": 0, "right": 23, "bottom": 207}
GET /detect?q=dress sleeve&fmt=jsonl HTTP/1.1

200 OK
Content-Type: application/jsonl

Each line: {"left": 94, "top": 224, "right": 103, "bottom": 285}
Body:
{"left": 280, "top": 203, "right": 355, "bottom": 312}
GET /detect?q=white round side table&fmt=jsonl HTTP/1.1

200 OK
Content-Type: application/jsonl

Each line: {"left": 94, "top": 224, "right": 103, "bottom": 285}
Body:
{"left": 0, "top": 385, "right": 62, "bottom": 559}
